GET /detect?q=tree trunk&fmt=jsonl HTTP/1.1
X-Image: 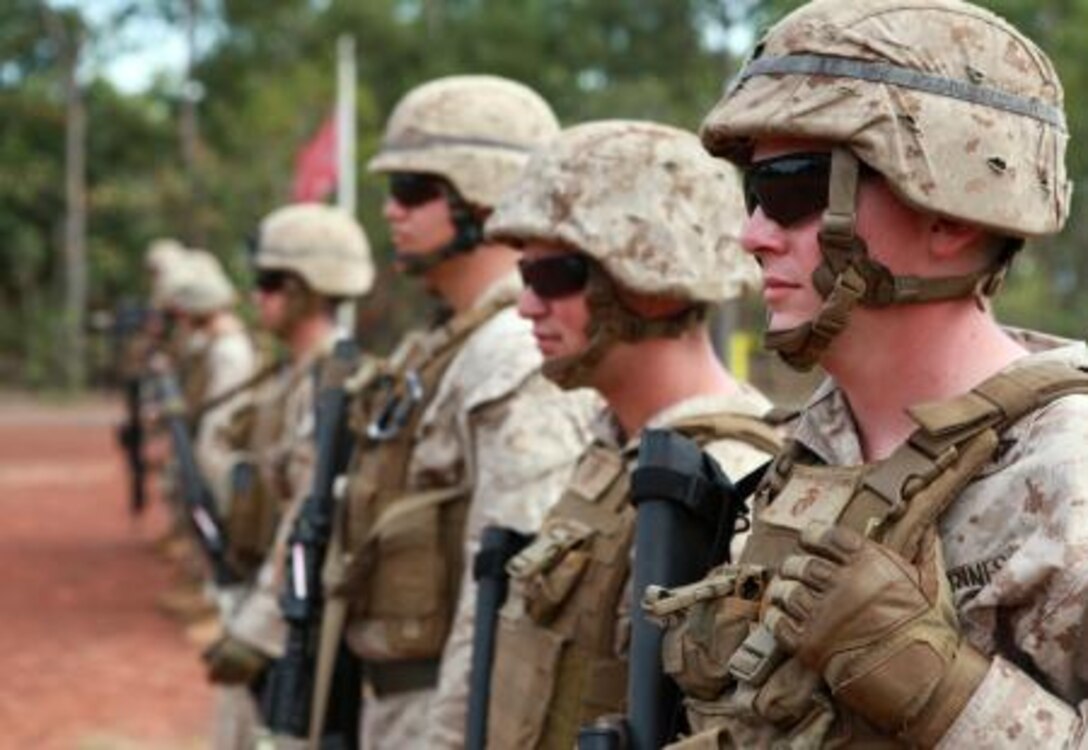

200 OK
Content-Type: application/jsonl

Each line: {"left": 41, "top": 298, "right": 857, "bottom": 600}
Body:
{"left": 43, "top": 8, "right": 88, "bottom": 391}
{"left": 63, "top": 42, "right": 87, "bottom": 390}
{"left": 181, "top": 0, "right": 204, "bottom": 247}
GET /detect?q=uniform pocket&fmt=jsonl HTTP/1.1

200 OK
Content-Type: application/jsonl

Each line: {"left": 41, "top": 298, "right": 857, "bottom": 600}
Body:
{"left": 488, "top": 616, "right": 564, "bottom": 748}
{"left": 653, "top": 566, "right": 768, "bottom": 702}
{"left": 369, "top": 502, "right": 442, "bottom": 619}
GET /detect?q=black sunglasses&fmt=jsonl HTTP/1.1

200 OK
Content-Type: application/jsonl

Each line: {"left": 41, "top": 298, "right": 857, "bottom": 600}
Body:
{"left": 255, "top": 270, "right": 291, "bottom": 293}
{"left": 389, "top": 173, "right": 447, "bottom": 208}
{"left": 742, "top": 152, "right": 833, "bottom": 228}
{"left": 518, "top": 254, "right": 591, "bottom": 299}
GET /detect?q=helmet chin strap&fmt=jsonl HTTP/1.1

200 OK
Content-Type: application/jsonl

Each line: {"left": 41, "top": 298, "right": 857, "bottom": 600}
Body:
{"left": 396, "top": 191, "right": 484, "bottom": 276}
{"left": 764, "top": 147, "right": 1014, "bottom": 371}
{"left": 543, "top": 266, "right": 707, "bottom": 390}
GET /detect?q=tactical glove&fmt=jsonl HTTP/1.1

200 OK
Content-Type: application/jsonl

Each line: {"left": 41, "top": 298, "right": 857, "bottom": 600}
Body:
{"left": 202, "top": 634, "right": 269, "bottom": 685}
{"left": 764, "top": 523, "right": 988, "bottom": 746}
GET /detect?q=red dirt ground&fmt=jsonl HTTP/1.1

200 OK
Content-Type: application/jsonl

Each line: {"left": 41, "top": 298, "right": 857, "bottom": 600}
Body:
{"left": 0, "top": 394, "right": 212, "bottom": 749}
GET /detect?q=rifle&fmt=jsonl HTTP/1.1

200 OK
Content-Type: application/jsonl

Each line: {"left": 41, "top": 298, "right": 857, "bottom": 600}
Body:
{"left": 577, "top": 429, "right": 763, "bottom": 750}
{"left": 259, "top": 339, "right": 362, "bottom": 749}
{"left": 155, "top": 370, "right": 242, "bottom": 586}
{"left": 114, "top": 302, "right": 152, "bottom": 515}
{"left": 465, "top": 525, "right": 534, "bottom": 750}
{"left": 118, "top": 375, "right": 148, "bottom": 515}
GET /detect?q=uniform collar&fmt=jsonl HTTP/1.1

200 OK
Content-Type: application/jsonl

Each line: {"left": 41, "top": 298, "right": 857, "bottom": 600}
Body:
{"left": 792, "top": 327, "right": 1088, "bottom": 466}
{"left": 588, "top": 385, "right": 776, "bottom": 454}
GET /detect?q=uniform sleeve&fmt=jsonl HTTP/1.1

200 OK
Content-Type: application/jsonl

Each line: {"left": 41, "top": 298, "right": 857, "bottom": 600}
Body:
{"left": 424, "top": 375, "right": 596, "bottom": 748}
{"left": 195, "top": 336, "right": 257, "bottom": 512}
{"left": 935, "top": 400, "right": 1088, "bottom": 748}
{"left": 937, "top": 658, "right": 1088, "bottom": 748}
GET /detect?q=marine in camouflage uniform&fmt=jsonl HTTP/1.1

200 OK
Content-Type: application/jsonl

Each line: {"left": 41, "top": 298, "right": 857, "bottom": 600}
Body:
{"left": 480, "top": 120, "right": 781, "bottom": 748}
{"left": 117, "top": 237, "right": 187, "bottom": 384}
{"left": 202, "top": 203, "right": 375, "bottom": 750}
{"left": 652, "top": 1, "right": 1088, "bottom": 747}
{"left": 165, "top": 249, "right": 258, "bottom": 513}
{"left": 326, "top": 75, "right": 599, "bottom": 749}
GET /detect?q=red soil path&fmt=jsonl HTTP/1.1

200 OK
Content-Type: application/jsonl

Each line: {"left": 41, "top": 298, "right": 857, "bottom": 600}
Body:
{"left": 0, "top": 394, "right": 212, "bottom": 749}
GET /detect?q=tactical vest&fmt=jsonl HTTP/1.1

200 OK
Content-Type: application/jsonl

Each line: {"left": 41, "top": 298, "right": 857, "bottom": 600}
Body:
{"left": 488, "top": 411, "right": 783, "bottom": 750}
{"left": 652, "top": 361, "right": 1088, "bottom": 749}
{"left": 221, "top": 360, "right": 301, "bottom": 579}
{"left": 338, "top": 295, "right": 515, "bottom": 663}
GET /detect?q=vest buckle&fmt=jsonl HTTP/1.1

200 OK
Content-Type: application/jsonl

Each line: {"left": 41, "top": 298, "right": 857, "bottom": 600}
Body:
{"left": 727, "top": 623, "right": 786, "bottom": 687}
{"left": 366, "top": 369, "right": 425, "bottom": 441}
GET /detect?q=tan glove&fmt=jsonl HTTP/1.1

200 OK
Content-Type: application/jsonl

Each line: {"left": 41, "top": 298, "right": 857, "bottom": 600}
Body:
{"left": 764, "top": 523, "right": 989, "bottom": 746}
{"left": 202, "top": 634, "right": 270, "bottom": 685}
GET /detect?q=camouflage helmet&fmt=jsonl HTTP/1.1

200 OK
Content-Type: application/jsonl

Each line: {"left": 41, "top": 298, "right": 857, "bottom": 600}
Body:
{"left": 145, "top": 237, "right": 185, "bottom": 273}
{"left": 367, "top": 75, "right": 560, "bottom": 209}
{"left": 167, "top": 249, "right": 237, "bottom": 314}
{"left": 254, "top": 203, "right": 374, "bottom": 298}
{"left": 487, "top": 120, "right": 758, "bottom": 303}
{"left": 702, "top": 0, "right": 1070, "bottom": 238}
{"left": 146, "top": 239, "right": 188, "bottom": 309}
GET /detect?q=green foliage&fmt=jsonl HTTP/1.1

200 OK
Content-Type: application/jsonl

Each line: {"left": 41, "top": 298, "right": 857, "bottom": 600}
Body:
{"left": 6, "top": 0, "right": 1088, "bottom": 387}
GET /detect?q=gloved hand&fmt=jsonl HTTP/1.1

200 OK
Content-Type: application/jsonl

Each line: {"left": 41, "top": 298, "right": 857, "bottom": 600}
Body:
{"left": 763, "top": 523, "right": 989, "bottom": 746}
{"left": 202, "top": 634, "right": 269, "bottom": 685}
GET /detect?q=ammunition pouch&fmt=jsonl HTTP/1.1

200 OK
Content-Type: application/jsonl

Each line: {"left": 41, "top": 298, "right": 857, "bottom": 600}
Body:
{"left": 225, "top": 459, "right": 279, "bottom": 578}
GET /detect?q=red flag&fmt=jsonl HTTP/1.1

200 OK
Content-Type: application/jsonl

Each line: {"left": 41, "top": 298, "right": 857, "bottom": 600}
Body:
{"left": 291, "top": 114, "right": 337, "bottom": 202}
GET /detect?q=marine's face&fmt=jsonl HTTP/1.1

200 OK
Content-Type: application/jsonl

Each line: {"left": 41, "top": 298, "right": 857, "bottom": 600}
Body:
{"left": 740, "top": 138, "right": 932, "bottom": 334}
{"left": 382, "top": 172, "right": 458, "bottom": 265}
{"left": 252, "top": 269, "right": 290, "bottom": 336}
{"left": 516, "top": 242, "right": 592, "bottom": 362}
{"left": 740, "top": 139, "right": 828, "bottom": 333}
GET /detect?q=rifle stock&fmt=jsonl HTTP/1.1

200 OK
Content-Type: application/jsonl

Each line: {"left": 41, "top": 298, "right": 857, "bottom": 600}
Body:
{"left": 118, "top": 375, "right": 147, "bottom": 515}
{"left": 576, "top": 429, "right": 758, "bottom": 750}
{"left": 466, "top": 525, "right": 534, "bottom": 750}
{"left": 114, "top": 302, "right": 152, "bottom": 516}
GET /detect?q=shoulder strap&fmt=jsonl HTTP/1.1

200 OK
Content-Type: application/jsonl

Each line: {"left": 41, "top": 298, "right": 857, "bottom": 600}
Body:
{"left": 866, "top": 361, "right": 1088, "bottom": 558}
{"left": 669, "top": 411, "right": 784, "bottom": 456}
{"left": 909, "top": 360, "right": 1088, "bottom": 447}
{"left": 191, "top": 358, "right": 284, "bottom": 421}
{"left": 413, "top": 288, "right": 517, "bottom": 368}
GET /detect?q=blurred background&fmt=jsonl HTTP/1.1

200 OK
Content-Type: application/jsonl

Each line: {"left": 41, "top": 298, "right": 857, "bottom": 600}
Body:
{"left": 2, "top": 2, "right": 1087, "bottom": 747}
{"left": 5, "top": 0, "right": 1087, "bottom": 394}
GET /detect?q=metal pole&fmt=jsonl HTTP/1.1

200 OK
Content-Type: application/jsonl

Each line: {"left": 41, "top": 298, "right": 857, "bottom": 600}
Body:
{"left": 336, "top": 36, "right": 358, "bottom": 334}
{"left": 336, "top": 35, "right": 356, "bottom": 217}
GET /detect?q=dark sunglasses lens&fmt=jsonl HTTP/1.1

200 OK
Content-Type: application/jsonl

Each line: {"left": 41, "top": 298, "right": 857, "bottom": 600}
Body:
{"left": 389, "top": 173, "right": 444, "bottom": 207}
{"left": 519, "top": 255, "right": 590, "bottom": 299}
{"left": 744, "top": 154, "right": 831, "bottom": 227}
{"left": 255, "top": 271, "right": 289, "bottom": 293}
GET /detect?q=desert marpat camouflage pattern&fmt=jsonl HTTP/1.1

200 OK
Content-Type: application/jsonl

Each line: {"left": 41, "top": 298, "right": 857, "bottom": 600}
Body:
{"left": 350, "top": 274, "right": 600, "bottom": 749}
{"left": 486, "top": 120, "right": 760, "bottom": 302}
{"left": 701, "top": 0, "right": 1070, "bottom": 238}
{"left": 255, "top": 203, "right": 374, "bottom": 298}
{"left": 194, "top": 323, "right": 256, "bottom": 512}
{"left": 367, "top": 75, "right": 560, "bottom": 208}
{"left": 165, "top": 251, "right": 257, "bottom": 512}
{"left": 673, "top": 330, "right": 1088, "bottom": 748}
